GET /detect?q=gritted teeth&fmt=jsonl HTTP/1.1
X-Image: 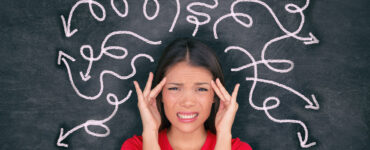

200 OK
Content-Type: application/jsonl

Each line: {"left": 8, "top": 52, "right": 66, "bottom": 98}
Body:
{"left": 177, "top": 112, "right": 198, "bottom": 119}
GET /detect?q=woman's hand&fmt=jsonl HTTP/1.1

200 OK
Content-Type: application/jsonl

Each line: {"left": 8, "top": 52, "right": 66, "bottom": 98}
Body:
{"left": 211, "top": 78, "right": 240, "bottom": 134}
{"left": 133, "top": 72, "right": 167, "bottom": 132}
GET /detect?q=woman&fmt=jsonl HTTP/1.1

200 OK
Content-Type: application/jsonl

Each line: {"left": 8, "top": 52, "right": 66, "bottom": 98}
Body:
{"left": 121, "top": 38, "right": 252, "bottom": 150}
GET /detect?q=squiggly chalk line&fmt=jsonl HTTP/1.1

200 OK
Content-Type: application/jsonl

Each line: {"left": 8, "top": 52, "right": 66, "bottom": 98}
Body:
{"left": 61, "top": 0, "right": 106, "bottom": 37}
{"left": 111, "top": 0, "right": 129, "bottom": 18}
{"left": 169, "top": 0, "right": 180, "bottom": 32}
{"left": 58, "top": 50, "right": 155, "bottom": 100}
{"left": 79, "top": 31, "right": 161, "bottom": 81}
{"left": 186, "top": 0, "right": 219, "bottom": 36}
{"left": 143, "top": 0, "right": 160, "bottom": 20}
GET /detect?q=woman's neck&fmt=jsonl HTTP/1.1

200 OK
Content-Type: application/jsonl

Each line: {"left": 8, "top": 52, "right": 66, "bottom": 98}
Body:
{"left": 167, "top": 126, "right": 208, "bottom": 150}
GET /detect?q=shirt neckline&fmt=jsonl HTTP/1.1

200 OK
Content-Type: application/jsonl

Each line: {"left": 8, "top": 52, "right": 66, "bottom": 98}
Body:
{"left": 162, "top": 128, "right": 213, "bottom": 150}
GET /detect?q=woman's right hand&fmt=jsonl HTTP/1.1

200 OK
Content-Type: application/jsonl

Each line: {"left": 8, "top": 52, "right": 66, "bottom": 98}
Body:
{"left": 133, "top": 72, "right": 167, "bottom": 132}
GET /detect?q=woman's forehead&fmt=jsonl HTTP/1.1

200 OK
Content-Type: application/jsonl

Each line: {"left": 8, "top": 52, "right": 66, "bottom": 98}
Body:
{"left": 165, "top": 62, "right": 213, "bottom": 82}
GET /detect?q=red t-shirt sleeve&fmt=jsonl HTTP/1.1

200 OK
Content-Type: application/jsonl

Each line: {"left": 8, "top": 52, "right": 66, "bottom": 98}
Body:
{"left": 232, "top": 137, "right": 253, "bottom": 150}
{"left": 121, "top": 135, "right": 143, "bottom": 150}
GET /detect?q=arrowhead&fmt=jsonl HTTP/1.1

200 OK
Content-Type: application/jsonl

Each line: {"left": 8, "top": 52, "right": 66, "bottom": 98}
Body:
{"left": 80, "top": 71, "right": 91, "bottom": 81}
{"left": 297, "top": 132, "right": 316, "bottom": 148}
{"left": 305, "top": 94, "right": 320, "bottom": 110}
{"left": 56, "top": 128, "right": 69, "bottom": 147}
{"left": 303, "top": 32, "right": 319, "bottom": 45}
{"left": 57, "top": 51, "right": 75, "bottom": 65}
{"left": 61, "top": 15, "right": 77, "bottom": 38}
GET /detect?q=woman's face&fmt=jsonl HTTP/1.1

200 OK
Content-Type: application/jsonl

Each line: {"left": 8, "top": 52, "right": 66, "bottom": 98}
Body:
{"left": 162, "top": 61, "right": 214, "bottom": 133}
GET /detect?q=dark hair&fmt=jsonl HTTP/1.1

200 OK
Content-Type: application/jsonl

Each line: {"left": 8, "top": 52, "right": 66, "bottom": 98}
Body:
{"left": 153, "top": 38, "right": 224, "bottom": 134}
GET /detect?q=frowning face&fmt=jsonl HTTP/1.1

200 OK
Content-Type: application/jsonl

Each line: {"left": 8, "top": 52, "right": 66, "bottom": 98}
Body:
{"left": 162, "top": 61, "right": 215, "bottom": 133}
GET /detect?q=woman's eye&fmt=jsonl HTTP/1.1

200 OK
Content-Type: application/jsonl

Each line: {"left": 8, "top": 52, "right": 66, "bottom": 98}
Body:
{"left": 198, "top": 88, "right": 208, "bottom": 92}
{"left": 168, "top": 87, "right": 178, "bottom": 91}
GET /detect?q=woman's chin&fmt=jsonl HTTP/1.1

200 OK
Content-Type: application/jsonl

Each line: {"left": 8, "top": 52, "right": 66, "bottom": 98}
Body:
{"left": 170, "top": 121, "right": 205, "bottom": 133}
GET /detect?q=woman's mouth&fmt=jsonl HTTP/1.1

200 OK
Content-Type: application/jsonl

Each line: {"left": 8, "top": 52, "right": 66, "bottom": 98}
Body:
{"left": 177, "top": 112, "right": 199, "bottom": 123}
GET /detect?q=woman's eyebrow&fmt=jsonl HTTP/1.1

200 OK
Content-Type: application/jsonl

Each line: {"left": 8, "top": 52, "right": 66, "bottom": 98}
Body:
{"left": 166, "top": 82, "right": 209, "bottom": 85}
{"left": 195, "top": 82, "right": 210, "bottom": 85}
{"left": 167, "top": 83, "right": 183, "bottom": 86}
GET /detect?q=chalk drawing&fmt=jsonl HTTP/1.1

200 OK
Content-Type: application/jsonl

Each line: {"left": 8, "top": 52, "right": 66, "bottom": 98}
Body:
{"left": 61, "top": 0, "right": 106, "bottom": 37}
{"left": 169, "top": 0, "right": 180, "bottom": 32}
{"left": 57, "top": 0, "right": 321, "bottom": 148}
{"left": 111, "top": 0, "right": 129, "bottom": 18}
{"left": 143, "top": 0, "right": 160, "bottom": 20}
{"left": 212, "top": 2, "right": 320, "bottom": 146}
{"left": 225, "top": 45, "right": 318, "bottom": 148}
{"left": 79, "top": 31, "right": 161, "bottom": 82}
{"left": 213, "top": 0, "right": 319, "bottom": 45}
{"left": 57, "top": 31, "right": 161, "bottom": 101}
{"left": 57, "top": 49, "right": 156, "bottom": 101}
{"left": 57, "top": 52, "right": 155, "bottom": 147}
{"left": 57, "top": 92, "right": 132, "bottom": 147}
{"left": 186, "top": 0, "right": 219, "bottom": 36}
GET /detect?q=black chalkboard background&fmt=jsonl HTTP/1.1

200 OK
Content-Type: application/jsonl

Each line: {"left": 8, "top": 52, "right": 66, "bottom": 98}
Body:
{"left": 1, "top": 0, "right": 369, "bottom": 149}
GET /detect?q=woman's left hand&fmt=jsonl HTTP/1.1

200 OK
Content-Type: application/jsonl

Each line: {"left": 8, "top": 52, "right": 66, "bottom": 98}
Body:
{"left": 211, "top": 78, "right": 240, "bottom": 134}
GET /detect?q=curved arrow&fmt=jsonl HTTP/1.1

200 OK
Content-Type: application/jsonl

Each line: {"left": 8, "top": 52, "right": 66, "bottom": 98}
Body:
{"left": 57, "top": 92, "right": 132, "bottom": 147}
{"left": 231, "top": 0, "right": 317, "bottom": 43}
{"left": 213, "top": 0, "right": 319, "bottom": 45}
{"left": 245, "top": 77, "right": 319, "bottom": 110}
{"left": 262, "top": 97, "right": 317, "bottom": 148}
{"left": 61, "top": 0, "right": 106, "bottom": 37}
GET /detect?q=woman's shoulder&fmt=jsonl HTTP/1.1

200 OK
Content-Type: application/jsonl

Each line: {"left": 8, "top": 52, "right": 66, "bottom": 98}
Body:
{"left": 231, "top": 137, "right": 253, "bottom": 150}
{"left": 121, "top": 134, "right": 143, "bottom": 150}
{"left": 207, "top": 131, "right": 252, "bottom": 150}
{"left": 121, "top": 129, "right": 168, "bottom": 150}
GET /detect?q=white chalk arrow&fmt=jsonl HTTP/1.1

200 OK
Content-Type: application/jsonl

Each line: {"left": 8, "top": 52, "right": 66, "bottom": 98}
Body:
{"left": 61, "top": 0, "right": 106, "bottom": 37}
{"left": 262, "top": 97, "right": 317, "bottom": 148}
{"left": 57, "top": 51, "right": 75, "bottom": 65}
{"left": 246, "top": 77, "right": 320, "bottom": 110}
{"left": 57, "top": 92, "right": 132, "bottom": 147}
{"left": 298, "top": 131, "right": 317, "bottom": 148}
{"left": 303, "top": 32, "right": 319, "bottom": 45}
{"left": 80, "top": 71, "right": 91, "bottom": 81}
{"left": 57, "top": 124, "right": 85, "bottom": 147}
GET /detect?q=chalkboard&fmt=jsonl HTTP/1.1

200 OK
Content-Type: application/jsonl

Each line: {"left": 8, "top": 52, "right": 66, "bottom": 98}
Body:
{"left": 1, "top": 0, "right": 369, "bottom": 149}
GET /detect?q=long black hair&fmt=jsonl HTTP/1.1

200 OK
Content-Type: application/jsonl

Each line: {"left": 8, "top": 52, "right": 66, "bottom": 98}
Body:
{"left": 153, "top": 38, "right": 225, "bottom": 134}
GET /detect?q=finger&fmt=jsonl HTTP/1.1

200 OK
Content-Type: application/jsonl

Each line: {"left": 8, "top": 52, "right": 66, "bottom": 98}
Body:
{"left": 149, "top": 77, "right": 167, "bottom": 98}
{"left": 143, "top": 72, "right": 153, "bottom": 97}
{"left": 211, "top": 80, "right": 226, "bottom": 102}
{"left": 216, "top": 78, "right": 231, "bottom": 101}
{"left": 133, "top": 81, "right": 144, "bottom": 101}
{"left": 231, "top": 83, "right": 240, "bottom": 104}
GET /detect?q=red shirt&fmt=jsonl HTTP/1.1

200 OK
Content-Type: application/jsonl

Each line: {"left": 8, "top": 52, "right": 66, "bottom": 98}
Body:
{"left": 121, "top": 128, "right": 252, "bottom": 150}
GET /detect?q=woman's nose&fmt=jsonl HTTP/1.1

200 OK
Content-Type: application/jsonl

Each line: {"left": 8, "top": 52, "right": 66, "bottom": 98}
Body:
{"left": 179, "top": 90, "right": 196, "bottom": 108}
